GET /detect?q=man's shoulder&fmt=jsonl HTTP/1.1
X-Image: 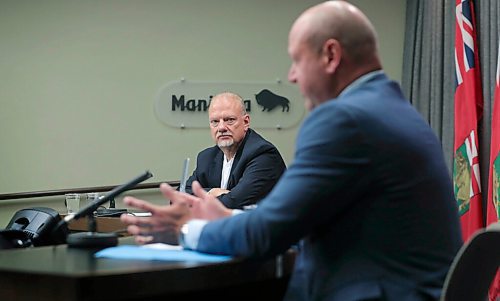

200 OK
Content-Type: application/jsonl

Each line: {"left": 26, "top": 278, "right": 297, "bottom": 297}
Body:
{"left": 197, "top": 145, "right": 221, "bottom": 159}
{"left": 310, "top": 75, "right": 402, "bottom": 120}
{"left": 244, "top": 129, "right": 279, "bottom": 152}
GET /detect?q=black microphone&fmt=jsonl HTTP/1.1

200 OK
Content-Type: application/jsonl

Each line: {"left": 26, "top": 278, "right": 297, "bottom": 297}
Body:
{"left": 61, "top": 171, "right": 153, "bottom": 248}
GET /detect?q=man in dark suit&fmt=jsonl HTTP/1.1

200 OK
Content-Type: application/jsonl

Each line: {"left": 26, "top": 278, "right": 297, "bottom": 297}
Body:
{"left": 122, "top": 2, "right": 463, "bottom": 300}
{"left": 184, "top": 92, "right": 286, "bottom": 209}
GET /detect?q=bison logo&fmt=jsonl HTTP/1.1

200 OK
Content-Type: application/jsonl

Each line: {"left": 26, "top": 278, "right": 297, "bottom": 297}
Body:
{"left": 255, "top": 89, "right": 290, "bottom": 112}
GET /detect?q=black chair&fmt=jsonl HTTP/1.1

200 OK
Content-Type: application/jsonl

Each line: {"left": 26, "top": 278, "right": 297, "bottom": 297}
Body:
{"left": 441, "top": 222, "right": 500, "bottom": 301}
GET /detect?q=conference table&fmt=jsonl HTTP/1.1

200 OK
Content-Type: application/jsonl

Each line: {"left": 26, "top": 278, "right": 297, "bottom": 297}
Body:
{"left": 0, "top": 235, "right": 295, "bottom": 301}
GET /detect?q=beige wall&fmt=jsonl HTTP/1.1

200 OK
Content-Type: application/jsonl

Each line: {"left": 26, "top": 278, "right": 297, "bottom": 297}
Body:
{"left": 0, "top": 0, "right": 406, "bottom": 225}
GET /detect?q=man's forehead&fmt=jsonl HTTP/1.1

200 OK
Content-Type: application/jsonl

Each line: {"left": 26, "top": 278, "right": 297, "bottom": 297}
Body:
{"left": 209, "top": 99, "right": 241, "bottom": 113}
{"left": 209, "top": 110, "right": 239, "bottom": 117}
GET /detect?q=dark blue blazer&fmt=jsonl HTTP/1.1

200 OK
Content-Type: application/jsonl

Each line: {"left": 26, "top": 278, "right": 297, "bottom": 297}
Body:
{"left": 195, "top": 73, "right": 463, "bottom": 301}
{"left": 184, "top": 129, "right": 286, "bottom": 209}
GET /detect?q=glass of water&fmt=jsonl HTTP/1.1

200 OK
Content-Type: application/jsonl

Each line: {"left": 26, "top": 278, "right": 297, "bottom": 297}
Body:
{"left": 65, "top": 193, "right": 81, "bottom": 214}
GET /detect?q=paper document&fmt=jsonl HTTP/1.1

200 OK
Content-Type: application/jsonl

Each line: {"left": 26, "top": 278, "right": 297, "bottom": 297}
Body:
{"left": 129, "top": 212, "right": 152, "bottom": 217}
{"left": 95, "top": 245, "right": 232, "bottom": 262}
{"left": 142, "top": 243, "right": 183, "bottom": 250}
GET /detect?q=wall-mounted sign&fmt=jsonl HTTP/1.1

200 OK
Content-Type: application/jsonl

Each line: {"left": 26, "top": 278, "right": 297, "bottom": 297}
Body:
{"left": 154, "top": 79, "right": 305, "bottom": 129}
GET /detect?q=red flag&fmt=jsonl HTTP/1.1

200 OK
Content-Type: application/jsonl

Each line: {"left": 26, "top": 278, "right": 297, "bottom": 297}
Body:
{"left": 486, "top": 38, "right": 500, "bottom": 301}
{"left": 453, "top": 0, "right": 484, "bottom": 242}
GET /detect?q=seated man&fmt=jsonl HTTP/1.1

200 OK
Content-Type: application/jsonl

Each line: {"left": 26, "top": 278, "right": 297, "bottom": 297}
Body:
{"left": 183, "top": 92, "right": 286, "bottom": 209}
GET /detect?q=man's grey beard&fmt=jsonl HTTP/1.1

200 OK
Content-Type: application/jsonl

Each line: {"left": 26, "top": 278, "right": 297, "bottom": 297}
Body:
{"left": 217, "top": 139, "right": 234, "bottom": 149}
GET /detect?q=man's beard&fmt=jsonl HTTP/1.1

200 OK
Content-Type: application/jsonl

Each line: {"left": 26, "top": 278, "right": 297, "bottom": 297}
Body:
{"left": 217, "top": 139, "right": 234, "bottom": 148}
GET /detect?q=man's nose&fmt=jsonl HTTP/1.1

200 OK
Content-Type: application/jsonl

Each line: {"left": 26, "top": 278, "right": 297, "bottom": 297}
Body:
{"left": 217, "top": 122, "right": 228, "bottom": 131}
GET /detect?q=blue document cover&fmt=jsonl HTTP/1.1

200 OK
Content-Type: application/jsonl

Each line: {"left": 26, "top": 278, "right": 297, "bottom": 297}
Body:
{"left": 95, "top": 245, "right": 232, "bottom": 263}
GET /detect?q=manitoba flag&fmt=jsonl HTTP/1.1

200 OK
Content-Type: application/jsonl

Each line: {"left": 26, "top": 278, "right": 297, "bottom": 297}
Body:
{"left": 486, "top": 38, "right": 500, "bottom": 301}
{"left": 453, "top": 0, "right": 484, "bottom": 241}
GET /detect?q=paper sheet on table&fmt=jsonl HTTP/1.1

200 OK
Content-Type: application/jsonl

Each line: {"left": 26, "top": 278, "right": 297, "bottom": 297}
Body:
{"left": 142, "top": 243, "right": 183, "bottom": 250}
{"left": 126, "top": 212, "right": 152, "bottom": 217}
{"left": 95, "top": 245, "right": 232, "bottom": 262}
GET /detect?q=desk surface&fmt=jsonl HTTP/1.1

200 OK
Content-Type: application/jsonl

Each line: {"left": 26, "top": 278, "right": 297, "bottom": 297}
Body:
{"left": 0, "top": 237, "right": 294, "bottom": 301}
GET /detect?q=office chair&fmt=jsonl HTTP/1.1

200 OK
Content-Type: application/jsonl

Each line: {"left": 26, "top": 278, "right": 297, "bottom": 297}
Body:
{"left": 441, "top": 222, "right": 500, "bottom": 301}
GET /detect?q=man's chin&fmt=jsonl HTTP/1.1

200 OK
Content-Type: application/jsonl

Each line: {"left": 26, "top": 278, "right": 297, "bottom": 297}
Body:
{"left": 217, "top": 140, "right": 234, "bottom": 148}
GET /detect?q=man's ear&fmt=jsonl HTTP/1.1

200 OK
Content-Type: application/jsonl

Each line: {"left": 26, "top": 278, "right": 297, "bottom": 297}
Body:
{"left": 323, "top": 38, "right": 341, "bottom": 74}
{"left": 243, "top": 114, "right": 250, "bottom": 131}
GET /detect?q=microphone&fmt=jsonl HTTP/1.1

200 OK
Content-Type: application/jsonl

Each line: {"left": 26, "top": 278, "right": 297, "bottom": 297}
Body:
{"left": 62, "top": 171, "right": 153, "bottom": 248}
{"left": 179, "top": 158, "right": 190, "bottom": 193}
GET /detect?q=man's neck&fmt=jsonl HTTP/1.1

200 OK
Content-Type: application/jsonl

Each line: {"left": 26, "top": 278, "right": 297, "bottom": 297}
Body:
{"left": 221, "top": 145, "right": 239, "bottom": 161}
{"left": 220, "top": 131, "right": 247, "bottom": 161}
{"left": 332, "top": 62, "right": 383, "bottom": 98}
{"left": 222, "top": 150, "right": 236, "bottom": 161}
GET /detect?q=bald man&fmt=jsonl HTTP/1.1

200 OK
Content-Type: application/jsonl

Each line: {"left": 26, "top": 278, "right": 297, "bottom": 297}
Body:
{"left": 122, "top": 2, "right": 462, "bottom": 300}
{"left": 183, "top": 92, "right": 286, "bottom": 209}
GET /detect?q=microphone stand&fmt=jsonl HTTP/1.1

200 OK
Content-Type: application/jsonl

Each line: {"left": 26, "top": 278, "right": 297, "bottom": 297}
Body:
{"left": 61, "top": 171, "right": 153, "bottom": 248}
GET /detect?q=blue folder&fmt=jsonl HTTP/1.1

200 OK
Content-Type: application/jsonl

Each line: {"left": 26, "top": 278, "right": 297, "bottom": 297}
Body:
{"left": 95, "top": 245, "right": 232, "bottom": 263}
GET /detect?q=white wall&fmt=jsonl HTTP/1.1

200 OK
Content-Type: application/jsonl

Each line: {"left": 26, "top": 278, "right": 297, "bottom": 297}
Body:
{"left": 0, "top": 0, "right": 406, "bottom": 225}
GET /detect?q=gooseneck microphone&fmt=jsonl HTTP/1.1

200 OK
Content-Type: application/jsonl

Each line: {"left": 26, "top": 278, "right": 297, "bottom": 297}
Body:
{"left": 59, "top": 171, "right": 153, "bottom": 248}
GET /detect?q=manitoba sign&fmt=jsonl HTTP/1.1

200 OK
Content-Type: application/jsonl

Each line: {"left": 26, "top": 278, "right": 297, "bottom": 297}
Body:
{"left": 154, "top": 80, "right": 305, "bottom": 129}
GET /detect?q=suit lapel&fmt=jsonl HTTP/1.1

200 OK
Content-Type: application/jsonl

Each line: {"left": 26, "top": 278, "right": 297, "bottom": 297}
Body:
{"left": 227, "top": 165, "right": 237, "bottom": 190}
{"left": 209, "top": 151, "right": 224, "bottom": 187}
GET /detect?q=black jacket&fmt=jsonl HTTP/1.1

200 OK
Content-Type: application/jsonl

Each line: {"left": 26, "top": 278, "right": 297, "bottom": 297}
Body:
{"left": 185, "top": 129, "right": 286, "bottom": 209}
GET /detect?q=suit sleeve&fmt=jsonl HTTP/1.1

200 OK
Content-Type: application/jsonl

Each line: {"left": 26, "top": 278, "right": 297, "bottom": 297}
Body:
{"left": 218, "top": 147, "right": 285, "bottom": 209}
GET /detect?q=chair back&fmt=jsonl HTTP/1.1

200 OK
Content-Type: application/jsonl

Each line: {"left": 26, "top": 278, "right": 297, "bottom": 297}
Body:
{"left": 441, "top": 222, "right": 500, "bottom": 301}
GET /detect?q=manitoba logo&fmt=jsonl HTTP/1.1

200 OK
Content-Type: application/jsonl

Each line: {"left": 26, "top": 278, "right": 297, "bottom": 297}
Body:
{"left": 453, "top": 130, "right": 481, "bottom": 215}
{"left": 154, "top": 80, "right": 305, "bottom": 129}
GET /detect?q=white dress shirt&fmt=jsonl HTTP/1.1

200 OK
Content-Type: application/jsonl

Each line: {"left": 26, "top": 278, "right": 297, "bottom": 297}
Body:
{"left": 220, "top": 155, "right": 234, "bottom": 189}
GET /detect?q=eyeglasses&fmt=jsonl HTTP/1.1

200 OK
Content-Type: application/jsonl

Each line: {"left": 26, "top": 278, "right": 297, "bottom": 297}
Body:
{"left": 209, "top": 117, "right": 238, "bottom": 128}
